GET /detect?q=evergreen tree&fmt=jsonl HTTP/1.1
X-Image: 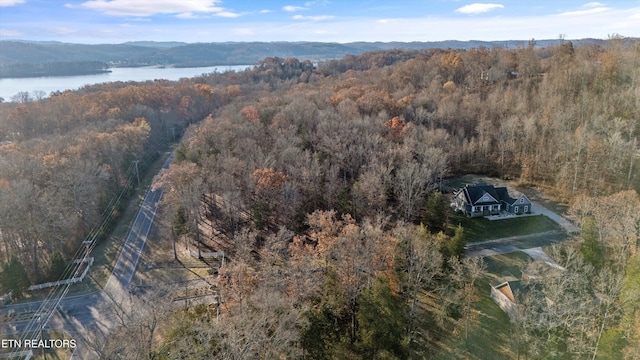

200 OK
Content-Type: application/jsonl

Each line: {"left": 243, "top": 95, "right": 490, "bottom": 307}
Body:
{"left": 446, "top": 225, "right": 467, "bottom": 259}
{"left": 173, "top": 206, "right": 190, "bottom": 236}
{"left": 0, "top": 256, "right": 30, "bottom": 300}
{"left": 301, "top": 269, "right": 348, "bottom": 359}
{"left": 423, "top": 191, "right": 449, "bottom": 233}
{"left": 336, "top": 185, "right": 353, "bottom": 217}
{"left": 580, "top": 216, "right": 603, "bottom": 269}
{"left": 174, "top": 142, "right": 188, "bottom": 163}
{"left": 47, "top": 252, "right": 67, "bottom": 282}
{"left": 356, "top": 276, "right": 408, "bottom": 359}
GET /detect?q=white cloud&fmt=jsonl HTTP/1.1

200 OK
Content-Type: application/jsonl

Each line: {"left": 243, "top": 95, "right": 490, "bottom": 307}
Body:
{"left": 259, "top": 9, "right": 272, "bottom": 13}
{"left": 283, "top": 5, "right": 306, "bottom": 12}
{"left": 176, "top": 12, "right": 201, "bottom": 19}
{"left": 305, "top": 0, "right": 330, "bottom": 6}
{"left": 80, "top": 0, "right": 228, "bottom": 17}
{"left": 559, "top": 7, "right": 610, "bottom": 16}
{"left": 455, "top": 3, "right": 504, "bottom": 15}
{"left": 8, "top": 0, "right": 640, "bottom": 44}
{"left": 292, "top": 14, "right": 333, "bottom": 21}
{"left": 584, "top": 2, "right": 605, "bottom": 8}
{"left": 0, "top": 0, "right": 25, "bottom": 7}
{"left": 174, "top": 9, "right": 242, "bottom": 21}
{"left": 216, "top": 11, "right": 241, "bottom": 18}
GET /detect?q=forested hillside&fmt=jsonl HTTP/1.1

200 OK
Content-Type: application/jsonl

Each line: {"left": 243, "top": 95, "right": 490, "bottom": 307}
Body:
{"left": 1, "top": 39, "right": 639, "bottom": 358}
{"left": 0, "top": 38, "right": 610, "bottom": 78}
{"left": 151, "top": 40, "right": 640, "bottom": 359}
{"left": 0, "top": 78, "right": 221, "bottom": 285}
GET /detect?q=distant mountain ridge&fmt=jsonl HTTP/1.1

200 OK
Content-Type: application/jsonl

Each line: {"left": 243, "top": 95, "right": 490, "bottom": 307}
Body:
{"left": 0, "top": 38, "right": 616, "bottom": 78}
{"left": 123, "top": 41, "right": 187, "bottom": 48}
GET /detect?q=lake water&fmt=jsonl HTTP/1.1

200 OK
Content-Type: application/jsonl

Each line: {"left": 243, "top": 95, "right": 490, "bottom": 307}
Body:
{"left": 0, "top": 65, "right": 251, "bottom": 101}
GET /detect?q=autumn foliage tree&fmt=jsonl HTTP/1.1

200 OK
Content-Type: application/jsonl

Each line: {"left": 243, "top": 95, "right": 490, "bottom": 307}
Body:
{"left": 151, "top": 41, "right": 640, "bottom": 357}
{"left": 2, "top": 39, "right": 640, "bottom": 358}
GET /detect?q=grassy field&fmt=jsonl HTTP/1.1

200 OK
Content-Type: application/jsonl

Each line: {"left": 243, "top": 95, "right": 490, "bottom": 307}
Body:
{"left": 598, "top": 253, "right": 640, "bottom": 359}
{"left": 437, "top": 252, "right": 532, "bottom": 359}
{"left": 451, "top": 213, "right": 562, "bottom": 243}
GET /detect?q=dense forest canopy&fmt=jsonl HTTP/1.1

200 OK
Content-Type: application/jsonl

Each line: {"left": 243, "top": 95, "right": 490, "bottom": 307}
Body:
{"left": 1, "top": 39, "right": 639, "bottom": 358}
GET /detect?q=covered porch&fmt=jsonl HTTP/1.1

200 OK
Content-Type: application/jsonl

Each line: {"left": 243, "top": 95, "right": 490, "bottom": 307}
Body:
{"left": 470, "top": 204, "right": 501, "bottom": 217}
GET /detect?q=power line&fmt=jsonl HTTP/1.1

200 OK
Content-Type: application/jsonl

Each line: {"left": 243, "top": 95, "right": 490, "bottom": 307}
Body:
{"left": 11, "top": 142, "right": 173, "bottom": 357}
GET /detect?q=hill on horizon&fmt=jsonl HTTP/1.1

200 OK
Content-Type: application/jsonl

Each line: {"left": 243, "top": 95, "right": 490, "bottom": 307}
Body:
{"left": 1, "top": 38, "right": 613, "bottom": 64}
{"left": 0, "top": 37, "right": 621, "bottom": 78}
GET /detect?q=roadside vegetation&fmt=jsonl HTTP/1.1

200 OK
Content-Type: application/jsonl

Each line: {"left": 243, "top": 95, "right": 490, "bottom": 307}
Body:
{"left": 1, "top": 38, "right": 639, "bottom": 358}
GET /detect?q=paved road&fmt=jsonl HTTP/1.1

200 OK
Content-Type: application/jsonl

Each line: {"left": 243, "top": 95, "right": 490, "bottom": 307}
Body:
{"left": 104, "top": 186, "right": 163, "bottom": 295}
{"left": 0, "top": 151, "right": 175, "bottom": 359}
{"left": 106, "top": 151, "right": 174, "bottom": 294}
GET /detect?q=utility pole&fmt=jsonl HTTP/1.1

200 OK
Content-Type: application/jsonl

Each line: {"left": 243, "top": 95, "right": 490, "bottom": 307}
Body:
{"left": 132, "top": 160, "right": 140, "bottom": 187}
{"left": 39, "top": 316, "right": 45, "bottom": 359}
{"left": 166, "top": 127, "right": 176, "bottom": 142}
{"left": 171, "top": 227, "right": 177, "bottom": 261}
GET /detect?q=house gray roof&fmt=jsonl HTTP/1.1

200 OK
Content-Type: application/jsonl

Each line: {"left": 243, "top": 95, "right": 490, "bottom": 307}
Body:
{"left": 495, "top": 187, "right": 517, "bottom": 204}
{"left": 458, "top": 184, "right": 514, "bottom": 205}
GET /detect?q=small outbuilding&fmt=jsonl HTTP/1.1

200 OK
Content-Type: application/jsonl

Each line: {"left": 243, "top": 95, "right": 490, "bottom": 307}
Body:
{"left": 490, "top": 280, "right": 521, "bottom": 321}
{"left": 491, "top": 259, "right": 566, "bottom": 322}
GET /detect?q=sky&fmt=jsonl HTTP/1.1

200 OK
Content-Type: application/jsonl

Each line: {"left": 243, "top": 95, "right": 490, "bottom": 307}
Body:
{"left": 1, "top": 0, "right": 639, "bottom": 44}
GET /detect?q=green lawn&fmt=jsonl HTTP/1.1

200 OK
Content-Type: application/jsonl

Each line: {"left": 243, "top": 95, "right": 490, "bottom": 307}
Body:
{"left": 436, "top": 252, "right": 532, "bottom": 359}
{"left": 482, "top": 251, "right": 532, "bottom": 279}
{"left": 451, "top": 213, "right": 562, "bottom": 243}
{"left": 597, "top": 253, "right": 640, "bottom": 359}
